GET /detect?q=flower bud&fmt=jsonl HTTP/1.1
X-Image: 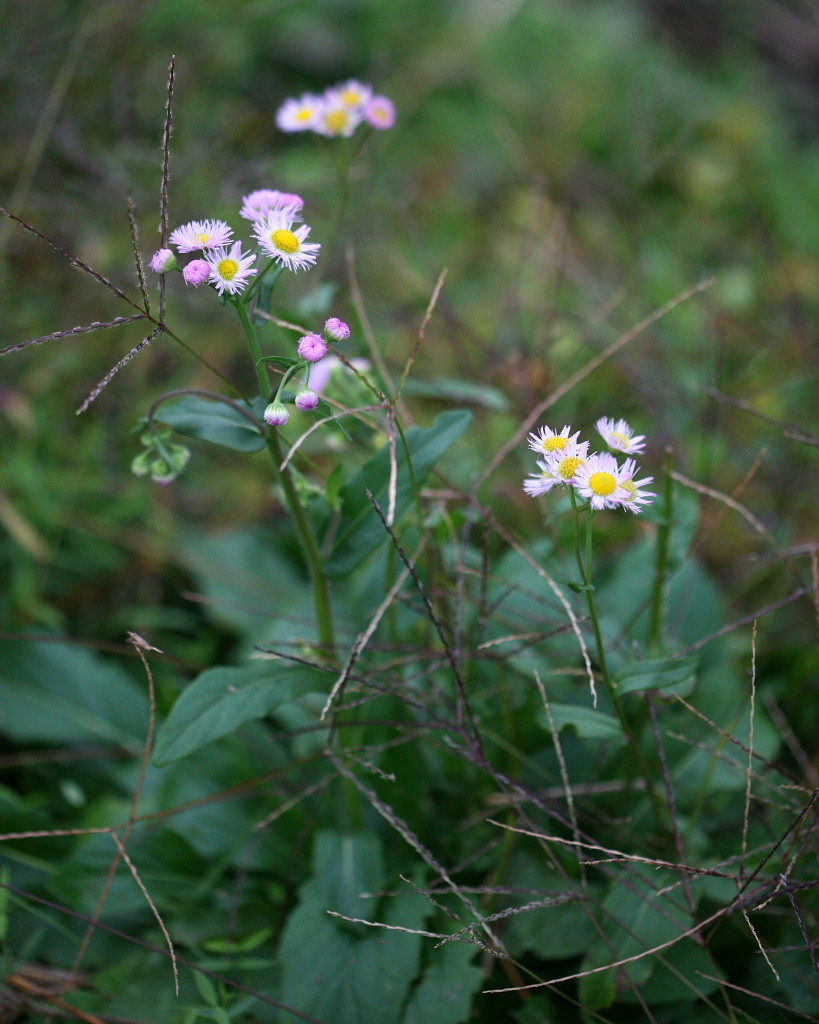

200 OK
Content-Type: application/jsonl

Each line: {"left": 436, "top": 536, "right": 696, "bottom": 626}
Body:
{"left": 150, "top": 248, "right": 178, "bottom": 273}
{"left": 295, "top": 388, "right": 320, "bottom": 411}
{"left": 264, "top": 401, "right": 290, "bottom": 426}
{"left": 324, "top": 317, "right": 350, "bottom": 342}
{"left": 183, "top": 259, "right": 211, "bottom": 286}
{"left": 297, "top": 332, "right": 329, "bottom": 362}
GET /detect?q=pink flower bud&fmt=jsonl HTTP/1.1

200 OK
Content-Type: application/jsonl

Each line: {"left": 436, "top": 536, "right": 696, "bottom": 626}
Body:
{"left": 324, "top": 317, "right": 350, "bottom": 341}
{"left": 150, "top": 248, "right": 177, "bottom": 273}
{"left": 183, "top": 259, "right": 211, "bottom": 286}
{"left": 295, "top": 388, "right": 320, "bottom": 411}
{"left": 297, "top": 332, "right": 328, "bottom": 362}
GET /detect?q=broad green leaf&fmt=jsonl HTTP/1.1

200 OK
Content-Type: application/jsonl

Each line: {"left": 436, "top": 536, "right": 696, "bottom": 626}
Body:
{"left": 325, "top": 409, "right": 473, "bottom": 579}
{"left": 279, "top": 831, "right": 426, "bottom": 1024}
{"left": 401, "top": 943, "right": 483, "bottom": 1024}
{"left": 157, "top": 394, "right": 266, "bottom": 452}
{"left": 152, "top": 661, "right": 325, "bottom": 765}
{"left": 615, "top": 656, "right": 699, "bottom": 696}
{"left": 539, "top": 702, "right": 625, "bottom": 743}
{"left": 0, "top": 638, "right": 149, "bottom": 752}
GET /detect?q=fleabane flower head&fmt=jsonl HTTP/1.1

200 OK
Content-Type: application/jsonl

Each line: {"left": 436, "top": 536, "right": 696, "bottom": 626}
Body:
{"left": 240, "top": 189, "right": 304, "bottom": 222}
{"left": 619, "top": 459, "right": 656, "bottom": 514}
{"left": 204, "top": 242, "right": 257, "bottom": 296}
{"left": 523, "top": 460, "right": 561, "bottom": 498}
{"left": 542, "top": 439, "right": 590, "bottom": 486}
{"left": 335, "top": 79, "right": 373, "bottom": 112}
{"left": 314, "top": 94, "right": 362, "bottom": 138}
{"left": 596, "top": 416, "right": 646, "bottom": 455}
{"left": 276, "top": 93, "right": 325, "bottom": 133}
{"left": 573, "top": 452, "right": 632, "bottom": 511}
{"left": 169, "top": 219, "right": 234, "bottom": 253}
{"left": 253, "top": 209, "right": 320, "bottom": 272}
{"left": 365, "top": 96, "right": 396, "bottom": 130}
{"left": 527, "top": 425, "right": 582, "bottom": 458}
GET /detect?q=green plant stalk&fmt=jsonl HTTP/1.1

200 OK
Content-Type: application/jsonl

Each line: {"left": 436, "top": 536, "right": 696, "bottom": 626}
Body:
{"left": 569, "top": 492, "right": 665, "bottom": 820}
{"left": 648, "top": 447, "right": 674, "bottom": 650}
{"left": 234, "top": 299, "right": 336, "bottom": 657}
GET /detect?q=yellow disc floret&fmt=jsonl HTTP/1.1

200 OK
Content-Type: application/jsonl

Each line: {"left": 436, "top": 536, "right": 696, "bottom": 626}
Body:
{"left": 589, "top": 471, "right": 617, "bottom": 496}
{"left": 544, "top": 436, "right": 568, "bottom": 453}
{"left": 558, "top": 455, "right": 583, "bottom": 480}
{"left": 271, "top": 229, "right": 300, "bottom": 254}
{"left": 325, "top": 110, "right": 350, "bottom": 134}
{"left": 217, "top": 258, "right": 239, "bottom": 281}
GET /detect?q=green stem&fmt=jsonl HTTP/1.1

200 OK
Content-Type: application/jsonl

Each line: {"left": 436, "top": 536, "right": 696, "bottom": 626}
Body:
{"left": 568, "top": 493, "right": 665, "bottom": 821}
{"left": 648, "top": 447, "right": 674, "bottom": 650}
{"left": 234, "top": 299, "right": 336, "bottom": 658}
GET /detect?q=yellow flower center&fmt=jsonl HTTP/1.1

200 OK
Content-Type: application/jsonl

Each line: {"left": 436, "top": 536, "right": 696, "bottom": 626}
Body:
{"left": 217, "top": 258, "right": 239, "bottom": 281}
{"left": 612, "top": 430, "right": 631, "bottom": 447}
{"left": 296, "top": 107, "right": 315, "bottom": 123}
{"left": 544, "top": 436, "right": 568, "bottom": 453}
{"left": 325, "top": 109, "right": 350, "bottom": 133}
{"left": 558, "top": 455, "right": 583, "bottom": 480}
{"left": 196, "top": 232, "right": 212, "bottom": 246}
{"left": 341, "top": 88, "right": 361, "bottom": 105}
{"left": 589, "top": 471, "right": 616, "bottom": 496}
{"left": 623, "top": 479, "right": 637, "bottom": 498}
{"left": 271, "top": 229, "right": 300, "bottom": 254}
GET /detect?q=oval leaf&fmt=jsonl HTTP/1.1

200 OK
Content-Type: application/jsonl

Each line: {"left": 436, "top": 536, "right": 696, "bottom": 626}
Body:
{"left": 153, "top": 661, "right": 325, "bottom": 765}
{"left": 157, "top": 395, "right": 266, "bottom": 452}
{"left": 615, "top": 656, "right": 699, "bottom": 696}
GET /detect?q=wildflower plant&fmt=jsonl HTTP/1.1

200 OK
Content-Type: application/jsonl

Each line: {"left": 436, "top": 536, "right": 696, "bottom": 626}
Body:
{"left": 2, "top": 43, "right": 818, "bottom": 1024}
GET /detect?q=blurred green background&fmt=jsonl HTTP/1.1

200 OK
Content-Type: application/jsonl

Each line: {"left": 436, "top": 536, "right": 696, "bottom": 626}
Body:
{"left": 1, "top": 0, "right": 817, "bottom": 649}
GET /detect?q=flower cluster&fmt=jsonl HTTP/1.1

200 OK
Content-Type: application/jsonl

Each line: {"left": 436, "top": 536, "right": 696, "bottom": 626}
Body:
{"left": 276, "top": 79, "right": 395, "bottom": 138}
{"left": 524, "top": 417, "right": 654, "bottom": 513}
{"left": 149, "top": 188, "right": 321, "bottom": 297}
{"left": 263, "top": 317, "right": 351, "bottom": 427}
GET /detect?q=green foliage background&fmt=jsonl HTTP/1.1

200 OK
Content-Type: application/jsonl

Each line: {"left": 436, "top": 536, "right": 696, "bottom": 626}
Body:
{"left": 1, "top": 1, "right": 818, "bottom": 1022}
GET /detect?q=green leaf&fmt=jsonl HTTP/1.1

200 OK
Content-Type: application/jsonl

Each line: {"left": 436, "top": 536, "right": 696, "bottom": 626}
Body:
{"left": 539, "top": 702, "right": 625, "bottom": 743}
{"left": 325, "top": 409, "right": 473, "bottom": 579}
{"left": 615, "top": 656, "right": 699, "bottom": 696}
{"left": 0, "top": 638, "right": 149, "bottom": 752}
{"left": 157, "top": 395, "right": 266, "bottom": 452}
{"left": 152, "top": 661, "right": 326, "bottom": 765}
{"left": 401, "top": 943, "right": 483, "bottom": 1024}
{"left": 279, "top": 831, "right": 426, "bottom": 1024}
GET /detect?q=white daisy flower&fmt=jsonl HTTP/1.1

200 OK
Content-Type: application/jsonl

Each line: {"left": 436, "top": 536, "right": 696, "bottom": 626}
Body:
{"left": 524, "top": 459, "right": 561, "bottom": 497}
{"left": 252, "top": 209, "right": 320, "bottom": 273}
{"left": 573, "top": 452, "right": 632, "bottom": 511}
{"left": 276, "top": 93, "right": 326, "bottom": 132}
{"left": 334, "top": 79, "right": 373, "bottom": 112}
{"left": 314, "top": 94, "right": 362, "bottom": 137}
{"left": 596, "top": 416, "right": 646, "bottom": 455}
{"left": 619, "top": 459, "right": 656, "bottom": 514}
{"left": 169, "top": 219, "right": 234, "bottom": 253}
{"left": 542, "top": 439, "right": 590, "bottom": 486}
{"left": 240, "top": 189, "right": 304, "bottom": 222}
{"left": 204, "top": 242, "right": 257, "bottom": 296}
{"left": 527, "top": 424, "right": 581, "bottom": 457}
